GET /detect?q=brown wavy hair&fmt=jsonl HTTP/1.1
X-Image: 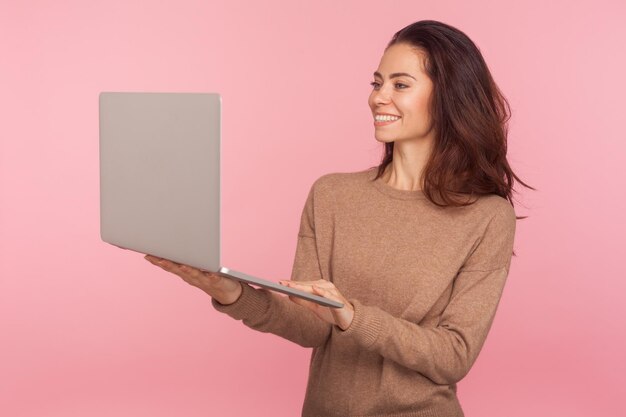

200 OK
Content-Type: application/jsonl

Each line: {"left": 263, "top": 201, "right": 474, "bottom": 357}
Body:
{"left": 371, "top": 20, "right": 535, "bottom": 219}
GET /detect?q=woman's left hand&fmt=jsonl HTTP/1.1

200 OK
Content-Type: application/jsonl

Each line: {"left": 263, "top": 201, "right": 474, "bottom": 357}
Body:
{"left": 279, "top": 279, "right": 354, "bottom": 330}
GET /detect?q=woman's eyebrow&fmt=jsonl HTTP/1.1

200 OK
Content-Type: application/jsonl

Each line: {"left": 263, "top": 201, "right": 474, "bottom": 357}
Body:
{"left": 373, "top": 71, "right": 416, "bottom": 80}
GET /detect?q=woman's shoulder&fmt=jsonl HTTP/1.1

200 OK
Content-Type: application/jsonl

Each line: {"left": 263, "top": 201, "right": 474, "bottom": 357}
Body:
{"left": 473, "top": 193, "right": 516, "bottom": 220}
{"left": 449, "top": 193, "right": 516, "bottom": 232}
{"left": 311, "top": 168, "right": 373, "bottom": 189}
{"left": 304, "top": 169, "right": 372, "bottom": 206}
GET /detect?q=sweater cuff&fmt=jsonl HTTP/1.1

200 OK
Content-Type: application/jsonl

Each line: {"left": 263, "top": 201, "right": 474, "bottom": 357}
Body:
{"left": 210, "top": 282, "right": 271, "bottom": 321}
{"left": 333, "top": 298, "right": 383, "bottom": 348}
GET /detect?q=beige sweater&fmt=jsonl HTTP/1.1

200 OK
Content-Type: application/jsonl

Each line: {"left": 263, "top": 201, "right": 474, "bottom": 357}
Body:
{"left": 211, "top": 167, "right": 517, "bottom": 417}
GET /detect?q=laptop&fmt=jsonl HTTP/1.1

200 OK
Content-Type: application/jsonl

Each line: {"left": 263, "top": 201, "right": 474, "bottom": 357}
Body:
{"left": 99, "top": 92, "right": 343, "bottom": 309}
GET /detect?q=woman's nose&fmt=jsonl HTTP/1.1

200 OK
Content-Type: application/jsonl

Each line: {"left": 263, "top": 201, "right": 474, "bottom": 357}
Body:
{"left": 373, "top": 88, "right": 391, "bottom": 105}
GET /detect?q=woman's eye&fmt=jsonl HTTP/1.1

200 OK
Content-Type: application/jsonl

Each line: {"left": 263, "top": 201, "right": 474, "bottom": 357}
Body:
{"left": 369, "top": 81, "right": 408, "bottom": 89}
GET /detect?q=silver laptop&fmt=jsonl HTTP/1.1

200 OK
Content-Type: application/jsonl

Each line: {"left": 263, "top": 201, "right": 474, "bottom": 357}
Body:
{"left": 99, "top": 92, "right": 342, "bottom": 309}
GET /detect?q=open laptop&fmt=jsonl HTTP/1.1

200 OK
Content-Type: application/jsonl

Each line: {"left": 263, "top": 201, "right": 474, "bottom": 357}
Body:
{"left": 99, "top": 92, "right": 343, "bottom": 309}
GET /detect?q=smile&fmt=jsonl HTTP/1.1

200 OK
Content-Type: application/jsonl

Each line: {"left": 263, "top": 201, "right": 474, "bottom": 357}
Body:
{"left": 375, "top": 114, "right": 401, "bottom": 121}
{"left": 374, "top": 117, "right": 401, "bottom": 127}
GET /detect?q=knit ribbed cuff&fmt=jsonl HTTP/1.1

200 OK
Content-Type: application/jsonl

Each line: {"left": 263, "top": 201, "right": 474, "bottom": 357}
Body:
{"left": 210, "top": 282, "right": 271, "bottom": 321}
{"left": 334, "top": 298, "right": 383, "bottom": 349}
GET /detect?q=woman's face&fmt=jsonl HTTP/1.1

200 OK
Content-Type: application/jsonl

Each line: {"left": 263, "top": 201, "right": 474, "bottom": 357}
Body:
{"left": 368, "top": 43, "right": 435, "bottom": 145}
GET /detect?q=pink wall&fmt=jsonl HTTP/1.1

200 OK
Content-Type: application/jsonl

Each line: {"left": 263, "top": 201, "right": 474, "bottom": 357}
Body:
{"left": 1, "top": 1, "right": 625, "bottom": 416}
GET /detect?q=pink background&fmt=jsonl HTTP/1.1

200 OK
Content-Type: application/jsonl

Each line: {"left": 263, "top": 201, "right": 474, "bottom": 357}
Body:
{"left": 1, "top": 1, "right": 625, "bottom": 416}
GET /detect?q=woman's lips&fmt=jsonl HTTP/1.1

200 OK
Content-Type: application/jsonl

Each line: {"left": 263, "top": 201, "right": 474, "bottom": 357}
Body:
{"left": 374, "top": 118, "right": 400, "bottom": 127}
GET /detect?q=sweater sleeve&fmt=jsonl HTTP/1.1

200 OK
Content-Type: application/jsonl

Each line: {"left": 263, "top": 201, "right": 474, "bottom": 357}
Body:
{"left": 334, "top": 201, "right": 517, "bottom": 385}
{"left": 210, "top": 182, "right": 332, "bottom": 348}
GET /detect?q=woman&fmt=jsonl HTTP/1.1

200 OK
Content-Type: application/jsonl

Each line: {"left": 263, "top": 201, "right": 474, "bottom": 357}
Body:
{"left": 145, "top": 19, "right": 533, "bottom": 417}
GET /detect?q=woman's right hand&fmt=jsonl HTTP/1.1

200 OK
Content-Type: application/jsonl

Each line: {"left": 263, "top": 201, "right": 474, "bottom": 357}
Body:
{"left": 144, "top": 254, "right": 243, "bottom": 305}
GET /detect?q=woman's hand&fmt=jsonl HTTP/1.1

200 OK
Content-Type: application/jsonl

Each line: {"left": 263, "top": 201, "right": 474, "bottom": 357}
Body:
{"left": 144, "top": 254, "right": 242, "bottom": 305}
{"left": 279, "top": 279, "right": 354, "bottom": 330}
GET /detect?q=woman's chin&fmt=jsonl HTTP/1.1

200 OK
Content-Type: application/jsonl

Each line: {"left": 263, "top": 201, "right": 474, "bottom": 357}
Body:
{"left": 374, "top": 137, "right": 395, "bottom": 144}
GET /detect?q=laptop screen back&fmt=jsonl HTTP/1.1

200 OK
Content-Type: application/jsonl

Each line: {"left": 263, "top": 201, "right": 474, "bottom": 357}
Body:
{"left": 99, "top": 92, "right": 221, "bottom": 272}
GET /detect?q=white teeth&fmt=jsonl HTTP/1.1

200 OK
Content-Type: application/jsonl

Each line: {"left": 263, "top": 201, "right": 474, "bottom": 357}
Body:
{"left": 375, "top": 115, "right": 400, "bottom": 122}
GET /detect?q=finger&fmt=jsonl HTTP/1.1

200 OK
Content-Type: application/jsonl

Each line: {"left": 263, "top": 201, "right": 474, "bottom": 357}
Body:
{"left": 179, "top": 264, "right": 199, "bottom": 276}
{"left": 146, "top": 255, "right": 171, "bottom": 264}
{"left": 280, "top": 279, "right": 326, "bottom": 285}
{"left": 280, "top": 280, "right": 313, "bottom": 287}
{"left": 144, "top": 255, "right": 162, "bottom": 264}
{"left": 156, "top": 261, "right": 195, "bottom": 282}
{"left": 281, "top": 279, "right": 334, "bottom": 288}
{"left": 201, "top": 270, "right": 222, "bottom": 282}
{"left": 312, "top": 285, "right": 341, "bottom": 302}
{"left": 282, "top": 282, "right": 316, "bottom": 295}
{"left": 158, "top": 259, "right": 179, "bottom": 270}
{"left": 182, "top": 265, "right": 222, "bottom": 286}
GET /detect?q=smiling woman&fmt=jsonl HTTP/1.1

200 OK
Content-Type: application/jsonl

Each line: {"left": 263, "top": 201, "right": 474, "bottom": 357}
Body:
{"left": 149, "top": 19, "right": 533, "bottom": 417}
{"left": 368, "top": 44, "right": 436, "bottom": 152}
{"left": 369, "top": 21, "right": 535, "bottom": 211}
